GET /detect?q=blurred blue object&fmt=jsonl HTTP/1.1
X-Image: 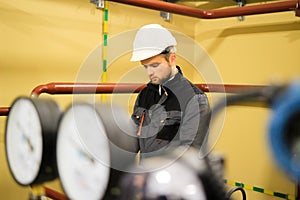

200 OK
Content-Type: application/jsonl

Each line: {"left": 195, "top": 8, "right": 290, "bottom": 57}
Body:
{"left": 269, "top": 80, "right": 300, "bottom": 180}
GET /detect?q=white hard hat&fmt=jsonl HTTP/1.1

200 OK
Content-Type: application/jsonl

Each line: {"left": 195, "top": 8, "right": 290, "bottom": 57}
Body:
{"left": 130, "top": 24, "right": 177, "bottom": 62}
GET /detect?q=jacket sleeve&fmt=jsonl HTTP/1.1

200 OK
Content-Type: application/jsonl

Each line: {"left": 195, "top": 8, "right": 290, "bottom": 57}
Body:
{"left": 178, "top": 93, "right": 211, "bottom": 148}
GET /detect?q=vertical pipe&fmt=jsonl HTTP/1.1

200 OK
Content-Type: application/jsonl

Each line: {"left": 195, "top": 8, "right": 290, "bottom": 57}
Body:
{"left": 102, "top": 0, "right": 109, "bottom": 102}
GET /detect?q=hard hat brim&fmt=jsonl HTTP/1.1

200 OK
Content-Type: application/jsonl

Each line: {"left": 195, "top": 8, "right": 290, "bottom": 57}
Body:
{"left": 130, "top": 49, "right": 163, "bottom": 62}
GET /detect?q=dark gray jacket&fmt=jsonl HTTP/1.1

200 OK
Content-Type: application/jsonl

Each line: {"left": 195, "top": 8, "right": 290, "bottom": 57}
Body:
{"left": 132, "top": 66, "right": 210, "bottom": 159}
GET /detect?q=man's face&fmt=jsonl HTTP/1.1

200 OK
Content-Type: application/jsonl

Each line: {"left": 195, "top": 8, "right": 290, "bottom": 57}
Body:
{"left": 141, "top": 54, "right": 173, "bottom": 85}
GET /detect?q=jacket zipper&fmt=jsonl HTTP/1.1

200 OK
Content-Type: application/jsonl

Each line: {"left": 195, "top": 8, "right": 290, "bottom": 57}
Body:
{"left": 137, "top": 112, "right": 145, "bottom": 136}
{"left": 162, "top": 85, "right": 168, "bottom": 97}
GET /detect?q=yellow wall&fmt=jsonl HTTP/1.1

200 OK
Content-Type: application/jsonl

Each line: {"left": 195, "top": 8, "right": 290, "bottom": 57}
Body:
{"left": 1, "top": 0, "right": 300, "bottom": 199}
{"left": 195, "top": 11, "right": 300, "bottom": 200}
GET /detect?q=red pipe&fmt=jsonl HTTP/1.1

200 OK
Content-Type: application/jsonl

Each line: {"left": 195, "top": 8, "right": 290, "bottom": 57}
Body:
{"left": 0, "top": 83, "right": 268, "bottom": 116}
{"left": 109, "top": 0, "right": 300, "bottom": 19}
{"left": 0, "top": 107, "right": 9, "bottom": 116}
{"left": 30, "top": 82, "right": 268, "bottom": 97}
{"left": 30, "top": 82, "right": 147, "bottom": 97}
{"left": 44, "top": 187, "right": 68, "bottom": 200}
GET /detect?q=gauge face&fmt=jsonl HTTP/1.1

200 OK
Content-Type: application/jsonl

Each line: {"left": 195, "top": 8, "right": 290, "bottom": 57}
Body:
{"left": 145, "top": 158, "right": 207, "bottom": 200}
{"left": 57, "top": 104, "right": 111, "bottom": 200}
{"left": 5, "top": 98, "right": 43, "bottom": 185}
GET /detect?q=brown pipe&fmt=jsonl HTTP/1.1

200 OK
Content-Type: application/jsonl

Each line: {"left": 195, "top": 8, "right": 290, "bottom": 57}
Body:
{"left": 0, "top": 107, "right": 9, "bottom": 116}
{"left": 109, "top": 0, "right": 299, "bottom": 19}
{"left": 31, "top": 82, "right": 147, "bottom": 97}
{"left": 31, "top": 82, "right": 268, "bottom": 97}
{"left": 0, "top": 83, "right": 268, "bottom": 117}
{"left": 44, "top": 187, "right": 68, "bottom": 200}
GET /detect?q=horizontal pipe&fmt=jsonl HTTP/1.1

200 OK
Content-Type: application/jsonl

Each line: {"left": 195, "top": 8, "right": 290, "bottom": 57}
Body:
{"left": 31, "top": 82, "right": 268, "bottom": 96}
{"left": 109, "top": 0, "right": 299, "bottom": 19}
{"left": 0, "top": 107, "right": 9, "bottom": 116}
{"left": 0, "top": 83, "right": 268, "bottom": 117}
{"left": 30, "top": 82, "right": 147, "bottom": 97}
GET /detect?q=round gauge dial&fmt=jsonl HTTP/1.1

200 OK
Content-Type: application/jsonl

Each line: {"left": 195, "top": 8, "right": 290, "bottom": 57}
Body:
{"left": 5, "top": 97, "right": 61, "bottom": 186}
{"left": 56, "top": 103, "right": 111, "bottom": 200}
{"left": 119, "top": 147, "right": 226, "bottom": 200}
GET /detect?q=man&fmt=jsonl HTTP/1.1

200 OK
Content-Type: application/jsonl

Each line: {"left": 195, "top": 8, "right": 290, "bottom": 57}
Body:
{"left": 131, "top": 24, "right": 210, "bottom": 159}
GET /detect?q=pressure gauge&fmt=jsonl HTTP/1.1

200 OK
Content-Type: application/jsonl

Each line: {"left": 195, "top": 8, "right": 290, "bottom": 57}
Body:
{"left": 119, "top": 147, "right": 226, "bottom": 200}
{"left": 5, "top": 97, "right": 61, "bottom": 186}
{"left": 56, "top": 103, "right": 138, "bottom": 200}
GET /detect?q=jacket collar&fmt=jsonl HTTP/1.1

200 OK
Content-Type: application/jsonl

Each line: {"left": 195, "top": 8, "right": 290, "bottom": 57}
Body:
{"left": 147, "top": 66, "right": 183, "bottom": 91}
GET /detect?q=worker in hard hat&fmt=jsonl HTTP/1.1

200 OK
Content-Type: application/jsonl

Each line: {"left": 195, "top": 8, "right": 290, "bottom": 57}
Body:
{"left": 131, "top": 24, "right": 211, "bottom": 160}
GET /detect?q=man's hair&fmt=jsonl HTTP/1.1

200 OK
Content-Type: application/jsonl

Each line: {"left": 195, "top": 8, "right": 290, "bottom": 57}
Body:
{"left": 161, "top": 46, "right": 176, "bottom": 61}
